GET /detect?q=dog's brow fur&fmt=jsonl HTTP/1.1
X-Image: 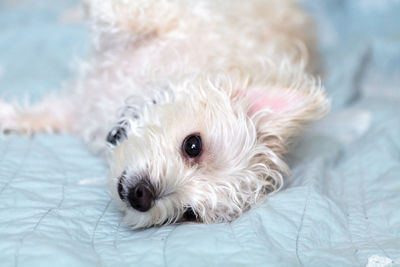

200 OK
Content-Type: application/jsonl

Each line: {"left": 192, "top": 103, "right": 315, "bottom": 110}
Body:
{"left": 0, "top": 0, "right": 329, "bottom": 229}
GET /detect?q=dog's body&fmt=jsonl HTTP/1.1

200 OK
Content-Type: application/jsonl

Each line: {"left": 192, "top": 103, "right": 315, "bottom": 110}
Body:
{"left": 0, "top": 0, "right": 329, "bottom": 228}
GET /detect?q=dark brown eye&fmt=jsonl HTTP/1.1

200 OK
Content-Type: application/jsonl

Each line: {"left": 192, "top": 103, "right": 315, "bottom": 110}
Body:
{"left": 182, "top": 135, "right": 202, "bottom": 158}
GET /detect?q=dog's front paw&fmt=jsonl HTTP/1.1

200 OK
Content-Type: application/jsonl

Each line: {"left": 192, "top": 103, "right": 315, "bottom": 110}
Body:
{"left": 107, "top": 101, "right": 142, "bottom": 146}
{"left": 106, "top": 125, "right": 128, "bottom": 146}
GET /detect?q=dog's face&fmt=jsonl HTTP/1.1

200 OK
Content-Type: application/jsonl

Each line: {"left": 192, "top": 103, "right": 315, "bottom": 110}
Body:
{"left": 108, "top": 73, "right": 328, "bottom": 229}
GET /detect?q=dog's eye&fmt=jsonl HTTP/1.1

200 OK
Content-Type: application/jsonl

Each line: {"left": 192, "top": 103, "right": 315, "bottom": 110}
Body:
{"left": 182, "top": 135, "right": 202, "bottom": 158}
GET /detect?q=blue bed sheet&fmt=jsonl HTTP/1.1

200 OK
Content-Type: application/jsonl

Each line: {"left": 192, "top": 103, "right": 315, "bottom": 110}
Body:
{"left": 0, "top": 0, "right": 399, "bottom": 266}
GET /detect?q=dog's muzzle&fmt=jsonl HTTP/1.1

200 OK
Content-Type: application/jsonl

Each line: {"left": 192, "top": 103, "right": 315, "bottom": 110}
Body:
{"left": 118, "top": 178, "right": 155, "bottom": 212}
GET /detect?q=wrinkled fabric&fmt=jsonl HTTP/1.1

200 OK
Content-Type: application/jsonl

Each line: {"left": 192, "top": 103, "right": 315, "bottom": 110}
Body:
{"left": 0, "top": 0, "right": 399, "bottom": 266}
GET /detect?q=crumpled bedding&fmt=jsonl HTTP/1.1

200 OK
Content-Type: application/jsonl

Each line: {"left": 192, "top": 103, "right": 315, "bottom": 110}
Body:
{"left": 0, "top": 0, "right": 399, "bottom": 266}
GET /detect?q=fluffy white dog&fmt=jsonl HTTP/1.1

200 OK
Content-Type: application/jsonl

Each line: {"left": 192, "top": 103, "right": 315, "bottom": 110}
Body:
{"left": 0, "top": 0, "right": 329, "bottom": 228}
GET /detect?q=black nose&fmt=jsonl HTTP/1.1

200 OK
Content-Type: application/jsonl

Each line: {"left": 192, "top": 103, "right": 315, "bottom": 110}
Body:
{"left": 127, "top": 183, "right": 155, "bottom": 212}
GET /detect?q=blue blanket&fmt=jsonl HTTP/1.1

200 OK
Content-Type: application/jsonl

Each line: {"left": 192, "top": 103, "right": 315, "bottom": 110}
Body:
{"left": 1, "top": 0, "right": 399, "bottom": 266}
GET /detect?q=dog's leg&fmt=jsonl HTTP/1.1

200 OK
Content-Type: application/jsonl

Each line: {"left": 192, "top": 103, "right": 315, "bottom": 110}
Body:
{"left": 0, "top": 95, "right": 76, "bottom": 135}
{"left": 106, "top": 102, "right": 145, "bottom": 147}
{"left": 106, "top": 118, "right": 131, "bottom": 147}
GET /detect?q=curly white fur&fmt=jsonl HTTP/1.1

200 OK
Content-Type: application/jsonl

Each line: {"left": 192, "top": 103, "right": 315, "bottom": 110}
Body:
{"left": 0, "top": 0, "right": 329, "bottom": 229}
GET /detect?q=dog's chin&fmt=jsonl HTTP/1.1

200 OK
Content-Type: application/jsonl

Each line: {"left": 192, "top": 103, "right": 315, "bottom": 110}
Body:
{"left": 122, "top": 211, "right": 194, "bottom": 229}
{"left": 122, "top": 209, "right": 160, "bottom": 229}
{"left": 118, "top": 198, "right": 198, "bottom": 229}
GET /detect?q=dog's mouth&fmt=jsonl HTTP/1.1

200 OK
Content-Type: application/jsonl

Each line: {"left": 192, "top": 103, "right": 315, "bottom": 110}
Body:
{"left": 117, "top": 172, "right": 201, "bottom": 224}
{"left": 182, "top": 207, "right": 199, "bottom": 222}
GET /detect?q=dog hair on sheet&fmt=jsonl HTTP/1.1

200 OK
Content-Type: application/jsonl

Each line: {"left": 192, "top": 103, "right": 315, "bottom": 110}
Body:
{"left": 0, "top": 0, "right": 329, "bottom": 228}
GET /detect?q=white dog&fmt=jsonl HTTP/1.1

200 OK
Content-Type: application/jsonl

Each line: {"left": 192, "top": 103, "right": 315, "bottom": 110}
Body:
{"left": 0, "top": 0, "right": 329, "bottom": 228}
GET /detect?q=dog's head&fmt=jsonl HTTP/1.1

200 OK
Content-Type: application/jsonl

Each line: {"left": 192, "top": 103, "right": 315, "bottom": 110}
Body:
{"left": 107, "top": 68, "right": 329, "bottom": 229}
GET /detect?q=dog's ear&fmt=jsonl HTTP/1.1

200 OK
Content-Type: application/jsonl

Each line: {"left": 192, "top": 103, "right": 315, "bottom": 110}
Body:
{"left": 238, "top": 86, "right": 329, "bottom": 154}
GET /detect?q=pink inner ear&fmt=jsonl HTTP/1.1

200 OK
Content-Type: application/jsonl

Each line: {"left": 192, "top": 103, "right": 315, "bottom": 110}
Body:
{"left": 248, "top": 92, "right": 289, "bottom": 114}
{"left": 243, "top": 89, "right": 306, "bottom": 115}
